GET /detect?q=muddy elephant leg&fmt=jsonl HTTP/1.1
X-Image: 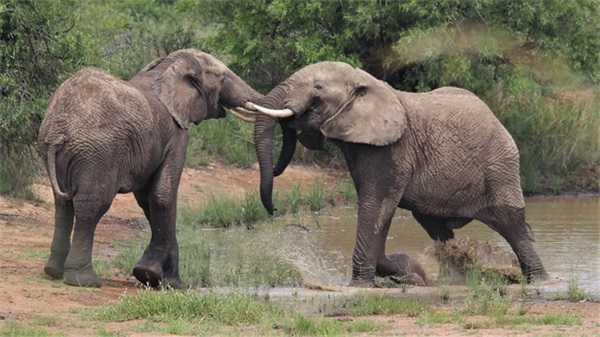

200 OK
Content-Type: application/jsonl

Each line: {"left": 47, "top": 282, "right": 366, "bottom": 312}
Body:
{"left": 44, "top": 198, "right": 74, "bottom": 279}
{"left": 63, "top": 192, "right": 113, "bottom": 287}
{"left": 477, "top": 206, "right": 549, "bottom": 281}
{"left": 349, "top": 194, "right": 403, "bottom": 287}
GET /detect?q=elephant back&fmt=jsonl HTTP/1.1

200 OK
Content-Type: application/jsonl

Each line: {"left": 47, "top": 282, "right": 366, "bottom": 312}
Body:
{"left": 39, "top": 67, "right": 156, "bottom": 157}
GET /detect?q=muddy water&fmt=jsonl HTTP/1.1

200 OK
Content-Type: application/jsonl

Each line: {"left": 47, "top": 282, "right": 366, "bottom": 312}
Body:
{"left": 282, "top": 195, "right": 599, "bottom": 293}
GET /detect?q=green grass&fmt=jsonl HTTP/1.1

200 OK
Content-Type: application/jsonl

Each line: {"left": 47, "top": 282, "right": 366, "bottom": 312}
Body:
{"left": 463, "top": 267, "right": 512, "bottom": 316}
{"left": 287, "top": 183, "right": 302, "bottom": 214}
{"left": 0, "top": 321, "right": 52, "bottom": 337}
{"left": 336, "top": 177, "right": 357, "bottom": 205}
{"left": 19, "top": 248, "right": 48, "bottom": 260}
{"left": 88, "top": 290, "right": 269, "bottom": 325}
{"left": 280, "top": 314, "right": 383, "bottom": 336}
{"left": 84, "top": 291, "right": 391, "bottom": 336}
{"left": 307, "top": 180, "right": 325, "bottom": 212}
{"left": 109, "top": 219, "right": 304, "bottom": 288}
{"left": 186, "top": 115, "right": 256, "bottom": 169}
{"left": 554, "top": 278, "right": 598, "bottom": 302}
{"left": 177, "top": 180, "right": 347, "bottom": 230}
{"left": 346, "top": 294, "right": 428, "bottom": 317}
{"left": 178, "top": 191, "right": 269, "bottom": 228}
{"left": 79, "top": 287, "right": 588, "bottom": 336}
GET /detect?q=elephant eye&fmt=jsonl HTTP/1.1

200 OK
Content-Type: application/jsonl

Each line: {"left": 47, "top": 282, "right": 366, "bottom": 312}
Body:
{"left": 314, "top": 84, "right": 323, "bottom": 90}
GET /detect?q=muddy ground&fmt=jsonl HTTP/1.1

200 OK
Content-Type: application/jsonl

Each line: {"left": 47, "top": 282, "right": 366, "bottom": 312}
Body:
{"left": 0, "top": 163, "right": 598, "bottom": 336}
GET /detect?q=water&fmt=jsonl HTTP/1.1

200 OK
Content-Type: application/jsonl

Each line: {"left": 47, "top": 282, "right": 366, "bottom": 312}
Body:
{"left": 282, "top": 195, "right": 599, "bottom": 293}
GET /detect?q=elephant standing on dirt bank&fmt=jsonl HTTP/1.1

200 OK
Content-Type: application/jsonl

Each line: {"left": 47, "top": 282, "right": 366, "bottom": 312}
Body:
{"left": 38, "top": 49, "right": 261, "bottom": 288}
{"left": 248, "top": 61, "right": 549, "bottom": 287}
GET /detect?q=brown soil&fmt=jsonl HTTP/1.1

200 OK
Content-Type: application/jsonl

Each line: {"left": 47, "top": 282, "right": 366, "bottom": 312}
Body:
{"left": 0, "top": 163, "right": 598, "bottom": 336}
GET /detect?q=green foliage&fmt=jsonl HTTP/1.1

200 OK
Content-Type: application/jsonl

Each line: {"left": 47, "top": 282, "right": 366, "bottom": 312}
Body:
{"left": 199, "top": 0, "right": 600, "bottom": 191}
{"left": 0, "top": 0, "right": 100, "bottom": 197}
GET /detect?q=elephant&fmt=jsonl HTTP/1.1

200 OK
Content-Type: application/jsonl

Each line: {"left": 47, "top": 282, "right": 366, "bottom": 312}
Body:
{"left": 247, "top": 61, "right": 549, "bottom": 287}
{"left": 38, "top": 49, "right": 261, "bottom": 288}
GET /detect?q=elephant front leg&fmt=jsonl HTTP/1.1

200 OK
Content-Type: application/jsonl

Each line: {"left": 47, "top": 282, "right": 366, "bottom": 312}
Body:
{"left": 133, "top": 190, "right": 182, "bottom": 289}
{"left": 45, "top": 199, "right": 74, "bottom": 279}
{"left": 349, "top": 200, "right": 399, "bottom": 287}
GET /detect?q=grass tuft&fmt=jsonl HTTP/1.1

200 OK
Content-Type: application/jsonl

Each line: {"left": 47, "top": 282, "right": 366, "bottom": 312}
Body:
{"left": 89, "top": 289, "right": 269, "bottom": 325}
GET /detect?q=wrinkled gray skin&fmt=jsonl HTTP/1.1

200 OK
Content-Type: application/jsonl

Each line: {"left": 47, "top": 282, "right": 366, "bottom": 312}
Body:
{"left": 38, "top": 49, "right": 261, "bottom": 288}
{"left": 253, "top": 62, "right": 549, "bottom": 287}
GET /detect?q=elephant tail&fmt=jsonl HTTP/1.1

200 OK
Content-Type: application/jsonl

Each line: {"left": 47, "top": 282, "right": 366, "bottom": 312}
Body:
{"left": 46, "top": 137, "right": 70, "bottom": 199}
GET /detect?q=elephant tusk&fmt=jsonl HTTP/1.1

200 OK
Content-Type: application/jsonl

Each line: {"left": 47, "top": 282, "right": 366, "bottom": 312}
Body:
{"left": 229, "top": 108, "right": 256, "bottom": 123}
{"left": 232, "top": 106, "right": 257, "bottom": 115}
{"left": 244, "top": 102, "right": 295, "bottom": 118}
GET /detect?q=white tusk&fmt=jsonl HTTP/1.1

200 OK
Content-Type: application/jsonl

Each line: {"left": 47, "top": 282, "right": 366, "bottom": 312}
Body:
{"left": 232, "top": 107, "right": 257, "bottom": 115}
{"left": 229, "top": 108, "right": 256, "bottom": 123}
{"left": 244, "top": 102, "right": 294, "bottom": 118}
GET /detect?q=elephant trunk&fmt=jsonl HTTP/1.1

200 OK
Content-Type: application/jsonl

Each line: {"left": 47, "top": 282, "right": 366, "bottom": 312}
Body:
{"left": 273, "top": 121, "right": 297, "bottom": 177}
{"left": 253, "top": 85, "right": 296, "bottom": 214}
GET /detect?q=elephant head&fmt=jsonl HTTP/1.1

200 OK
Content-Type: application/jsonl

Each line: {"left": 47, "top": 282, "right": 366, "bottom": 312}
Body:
{"left": 133, "top": 49, "right": 261, "bottom": 129}
{"left": 252, "top": 62, "right": 407, "bottom": 214}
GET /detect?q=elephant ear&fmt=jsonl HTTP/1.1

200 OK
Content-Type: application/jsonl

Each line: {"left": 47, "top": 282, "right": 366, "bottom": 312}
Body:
{"left": 298, "top": 130, "right": 325, "bottom": 150}
{"left": 321, "top": 75, "right": 406, "bottom": 146}
{"left": 153, "top": 57, "right": 205, "bottom": 129}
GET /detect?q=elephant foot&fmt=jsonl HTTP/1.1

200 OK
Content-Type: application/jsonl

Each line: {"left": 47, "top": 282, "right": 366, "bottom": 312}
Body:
{"left": 348, "top": 278, "right": 375, "bottom": 288}
{"left": 133, "top": 263, "right": 163, "bottom": 288}
{"left": 389, "top": 273, "right": 429, "bottom": 286}
{"left": 64, "top": 267, "right": 101, "bottom": 288}
{"left": 44, "top": 257, "right": 65, "bottom": 279}
{"left": 526, "top": 269, "right": 550, "bottom": 283}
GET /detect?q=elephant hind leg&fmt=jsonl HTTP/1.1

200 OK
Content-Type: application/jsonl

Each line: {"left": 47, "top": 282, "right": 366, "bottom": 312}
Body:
{"left": 62, "top": 191, "right": 114, "bottom": 287}
{"left": 45, "top": 198, "right": 74, "bottom": 279}
{"left": 476, "top": 206, "right": 549, "bottom": 282}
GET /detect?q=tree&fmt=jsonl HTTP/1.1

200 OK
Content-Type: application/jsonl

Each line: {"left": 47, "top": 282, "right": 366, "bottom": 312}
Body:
{"left": 0, "top": 0, "right": 101, "bottom": 196}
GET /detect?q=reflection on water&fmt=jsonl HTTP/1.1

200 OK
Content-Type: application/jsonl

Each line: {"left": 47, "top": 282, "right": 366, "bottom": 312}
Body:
{"left": 280, "top": 196, "right": 599, "bottom": 293}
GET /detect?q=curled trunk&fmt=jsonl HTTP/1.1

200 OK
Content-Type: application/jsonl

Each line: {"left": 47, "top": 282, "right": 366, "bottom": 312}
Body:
{"left": 253, "top": 86, "right": 297, "bottom": 214}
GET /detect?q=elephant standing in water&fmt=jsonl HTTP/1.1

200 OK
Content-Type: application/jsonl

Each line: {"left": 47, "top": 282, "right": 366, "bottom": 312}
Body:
{"left": 38, "top": 49, "right": 260, "bottom": 288}
{"left": 248, "top": 61, "right": 549, "bottom": 287}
